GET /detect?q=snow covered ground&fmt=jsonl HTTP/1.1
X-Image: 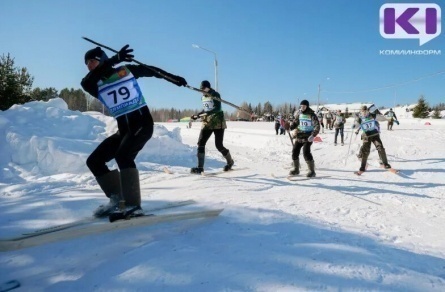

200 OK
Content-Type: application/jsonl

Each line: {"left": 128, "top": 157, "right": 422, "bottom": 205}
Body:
{"left": 1, "top": 98, "right": 445, "bottom": 291}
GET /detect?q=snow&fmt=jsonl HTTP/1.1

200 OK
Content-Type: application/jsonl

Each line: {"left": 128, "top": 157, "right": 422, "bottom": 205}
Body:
{"left": 1, "top": 98, "right": 445, "bottom": 291}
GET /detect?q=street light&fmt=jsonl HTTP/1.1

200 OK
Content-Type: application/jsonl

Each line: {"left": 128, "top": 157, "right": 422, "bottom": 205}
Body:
{"left": 317, "top": 77, "right": 330, "bottom": 112}
{"left": 192, "top": 44, "right": 219, "bottom": 91}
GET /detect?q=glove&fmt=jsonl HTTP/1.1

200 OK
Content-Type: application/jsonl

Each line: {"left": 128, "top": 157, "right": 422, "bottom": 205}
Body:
{"left": 171, "top": 75, "right": 187, "bottom": 87}
{"left": 191, "top": 115, "right": 198, "bottom": 120}
{"left": 308, "top": 135, "right": 314, "bottom": 142}
{"left": 111, "top": 44, "right": 134, "bottom": 64}
{"left": 355, "top": 131, "right": 359, "bottom": 135}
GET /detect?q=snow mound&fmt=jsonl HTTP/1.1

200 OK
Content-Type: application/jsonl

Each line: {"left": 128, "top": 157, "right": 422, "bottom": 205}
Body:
{"left": 0, "top": 98, "right": 193, "bottom": 181}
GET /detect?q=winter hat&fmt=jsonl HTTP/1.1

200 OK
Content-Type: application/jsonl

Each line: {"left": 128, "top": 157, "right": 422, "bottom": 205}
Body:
{"left": 200, "top": 80, "right": 211, "bottom": 89}
{"left": 300, "top": 100, "right": 309, "bottom": 106}
{"left": 84, "top": 47, "right": 108, "bottom": 65}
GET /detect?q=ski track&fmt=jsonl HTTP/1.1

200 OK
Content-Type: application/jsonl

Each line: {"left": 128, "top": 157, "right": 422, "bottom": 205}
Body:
{"left": 1, "top": 110, "right": 445, "bottom": 291}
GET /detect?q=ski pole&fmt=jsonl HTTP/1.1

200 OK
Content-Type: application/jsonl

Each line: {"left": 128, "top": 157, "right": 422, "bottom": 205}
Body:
{"left": 344, "top": 128, "right": 356, "bottom": 165}
{"left": 82, "top": 37, "right": 252, "bottom": 116}
{"left": 185, "top": 85, "right": 252, "bottom": 115}
{"left": 82, "top": 37, "right": 179, "bottom": 84}
{"left": 287, "top": 130, "right": 294, "bottom": 146}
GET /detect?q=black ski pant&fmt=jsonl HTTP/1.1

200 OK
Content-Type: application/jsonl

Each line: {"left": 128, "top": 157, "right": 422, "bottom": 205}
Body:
{"left": 197, "top": 129, "right": 229, "bottom": 156}
{"left": 292, "top": 141, "right": 314, "bottom": 162}
{"left": 87, "top": 125, "right": 154, "bottom": 177}
{"left": 334, "top": 127, "right": 344, "bottom": 143}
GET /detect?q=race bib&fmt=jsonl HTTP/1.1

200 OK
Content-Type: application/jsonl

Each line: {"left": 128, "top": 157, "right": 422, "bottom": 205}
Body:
{"left": 98, "top": 68, "right": 146, "bottom": 117}
{"left": 202, "top": 97, "right": 215, "bottom": 112}
{"left": 361, "top": 120, "right": 376, "bottom": 132}
{"left": 298, "top": 115, "right": 314, "bottom": 132}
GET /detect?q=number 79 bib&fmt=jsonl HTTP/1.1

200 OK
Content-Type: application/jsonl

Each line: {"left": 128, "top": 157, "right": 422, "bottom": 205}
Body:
{"left": 98, "top": 67, "right": 147, "bottom": 117}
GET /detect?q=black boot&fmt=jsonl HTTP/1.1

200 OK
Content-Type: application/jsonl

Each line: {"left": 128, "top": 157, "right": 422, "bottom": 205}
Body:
{"left": 94, "top": 169, "right": 122, "bottom": 217}
{"left": 109, "top": 168, "right": 144, "bottom": 222}
{"left": 191, "top": 152, "right": 205, "bottom": 174}
{"left": 306, "top": 160, "right": 316, "bottom": 177}
{"left": 223, "top": 151, "right": 234, "bottom": 171}
{"left": 289, "top": 159, "right": 300, "bottom": 176}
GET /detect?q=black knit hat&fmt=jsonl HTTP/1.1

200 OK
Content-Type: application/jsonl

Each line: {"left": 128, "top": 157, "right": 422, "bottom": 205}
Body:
{"left": 84, "top": 47, "right": 108, "bottom": 65}
{"left": 200, "top": 80, "right": 211, "bottom": 89}
{"left": 300, "top": 100, "right": 309, "bottom": 106}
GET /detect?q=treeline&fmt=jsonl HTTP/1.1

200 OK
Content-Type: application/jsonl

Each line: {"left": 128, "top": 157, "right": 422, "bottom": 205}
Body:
{"left": 1, "top": 53, "right": 442, "bottom": 121}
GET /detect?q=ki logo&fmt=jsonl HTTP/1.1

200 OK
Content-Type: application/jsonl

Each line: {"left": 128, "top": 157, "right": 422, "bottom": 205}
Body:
{"left": 380, "top": 3, "right": 441, "bottom": 46}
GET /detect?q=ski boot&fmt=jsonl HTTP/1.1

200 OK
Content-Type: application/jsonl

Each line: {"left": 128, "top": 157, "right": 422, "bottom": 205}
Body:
{"left": 306, "top": 160, "right": 316, "bottom": 177}
{"left": 289, "top": 159, "right": 300, "bottom": 176}
{"left": 190, "top": 167, "right": 204, "bottom": 174}
{"left": 109, "top": 205, "right": 145, "bottom": 222}
{"left": 93, "top": 194, "right": 120, "bottom": 218}
{"left": 223, "top": 151, "right": 234, "bottom": 171}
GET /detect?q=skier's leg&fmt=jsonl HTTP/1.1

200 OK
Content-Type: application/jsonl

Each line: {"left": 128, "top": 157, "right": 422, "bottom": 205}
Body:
{"left": 373, "top": 136, "right": 391, "bottom": 168}
{"left": 289, "top": 142, "right": 303, "bottom": 175}
{"left": 214, "top": 129, "right": 234, "bottom": 171}
{"left": 303, "top": 142, "right": 316, "bottom": 177}
{"left": 359, "top": 138, "right": 371, "bottom": 171}
{"left": 191, "top": 130, "right": 212, "bottom": 173}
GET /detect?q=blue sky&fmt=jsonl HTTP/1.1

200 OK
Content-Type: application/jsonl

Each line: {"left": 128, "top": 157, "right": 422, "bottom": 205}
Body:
{"left": 1, "top": 0, "right": 443, "bottom": 112}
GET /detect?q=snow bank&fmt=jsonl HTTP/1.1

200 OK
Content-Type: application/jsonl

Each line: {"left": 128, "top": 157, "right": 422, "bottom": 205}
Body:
{"left": 0, "top": 98, "right": 193, "bottom": 182}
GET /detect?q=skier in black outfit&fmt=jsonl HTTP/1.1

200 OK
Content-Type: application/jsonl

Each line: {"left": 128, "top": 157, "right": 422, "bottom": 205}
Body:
{"left": 81, "top": 45, "right": 187, "bottom": 218}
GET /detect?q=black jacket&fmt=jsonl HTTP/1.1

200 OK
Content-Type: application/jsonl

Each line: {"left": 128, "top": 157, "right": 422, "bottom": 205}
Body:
{"left": 81, "top": 62, "right": 180, "bottom": 135}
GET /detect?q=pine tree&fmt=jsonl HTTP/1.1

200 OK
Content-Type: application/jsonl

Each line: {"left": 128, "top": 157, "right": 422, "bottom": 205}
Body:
{"left": 412, "top": 96, "right": 430, "bottom": 118}
{"left": 0, "top": 53, "right": 34, "bottom": 110}
{"left": 431, "top": 107, "right": 442, "bottom": 119}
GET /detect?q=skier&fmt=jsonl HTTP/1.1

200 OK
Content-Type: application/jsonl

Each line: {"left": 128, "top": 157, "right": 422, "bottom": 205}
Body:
{"left": 333, "top": 109, "right": 345, "bottom": 146}
{"left": 274, "top": 114, "right": 281, "bottom": 135}
{"left": 81, "top": 45, "right": 187, "bottom": 218}
{"left": 316, "top": 110, "right": 325, "bottom": 133}
{"left": 279, "top": 116, "right": 286, "bottom": 135}
{"left": 384, "top": 108, "right": 398, "bottom": 130}
{"left": 325, "top": 110, "right": 333, "bottom": 130}
{"left": 190, "top": 80, "right": 234, "bottom": 174}
{"left": 289, "top": 100, "right": 320, "bottom": 177}
{"left": 353, "top": 105, "right": 391, "bottom": 174}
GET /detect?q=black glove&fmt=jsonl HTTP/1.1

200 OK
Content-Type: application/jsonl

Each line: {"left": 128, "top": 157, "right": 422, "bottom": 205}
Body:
{"left": 191, "top": 115, "right": 198, "bottom": 120}
{"left": 170, "top": 75, "right": 187, "bottom": 87}
{"left": 111, "top": 44, "right": 134, "bottom": 64}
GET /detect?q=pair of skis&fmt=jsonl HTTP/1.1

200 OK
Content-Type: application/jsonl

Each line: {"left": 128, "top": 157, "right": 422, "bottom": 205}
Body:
{"left": 354, "top": 164, "right": 400, "bottom": 176}
{"left": 0, "top": 200, "right": 223, "bottom": 252}
{"left": 163, "top": 167, "right": 248, "bottom": 176}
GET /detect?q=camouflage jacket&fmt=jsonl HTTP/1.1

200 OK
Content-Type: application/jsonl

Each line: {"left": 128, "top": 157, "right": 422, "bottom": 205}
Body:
{"left": 290, "top": 108, "right": 320, "bottom": 142}
{"left": 197, "top": 89, "right": 226, "bottom": 130}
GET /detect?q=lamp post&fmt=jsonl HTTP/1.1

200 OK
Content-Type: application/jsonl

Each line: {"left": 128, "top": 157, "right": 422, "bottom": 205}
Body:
{"left": 192, "top": 44, "right": 218, "bottom": 91}
{"left": 317, "top": 77, "right": 330, "bottom": 112}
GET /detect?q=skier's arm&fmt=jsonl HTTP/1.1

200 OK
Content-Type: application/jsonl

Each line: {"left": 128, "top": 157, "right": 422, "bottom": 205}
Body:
{"left": 126, "top": 65, "right": 187, "bottom": 87}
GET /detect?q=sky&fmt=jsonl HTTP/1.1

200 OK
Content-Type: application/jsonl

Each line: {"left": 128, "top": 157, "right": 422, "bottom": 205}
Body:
{"left": 0, "top": 98, "right": 445, "bottom": 290}
{"left": 1, "top": 0, "right": 444, "bottom": 112}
